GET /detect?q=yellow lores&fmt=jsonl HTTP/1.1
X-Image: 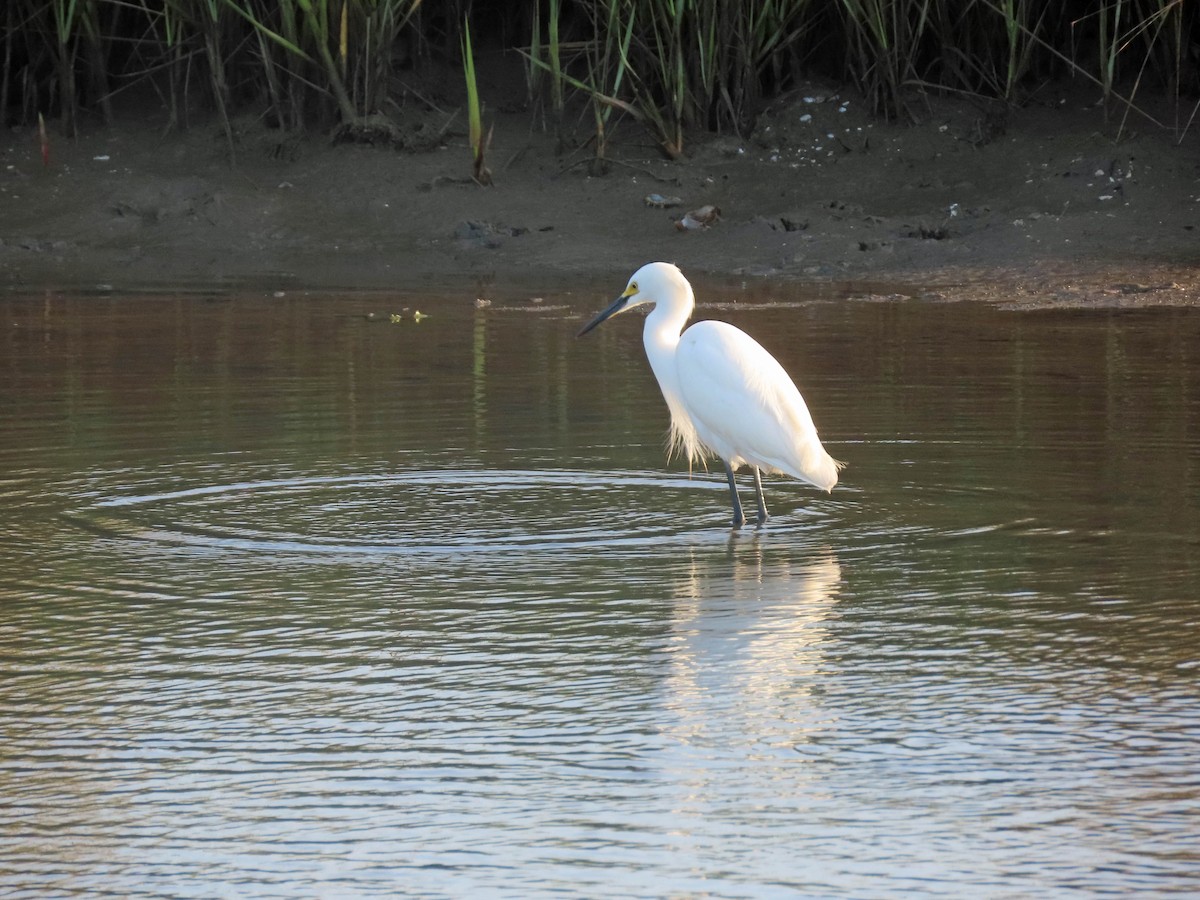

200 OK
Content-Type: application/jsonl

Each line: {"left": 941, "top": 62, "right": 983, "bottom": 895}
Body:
{"left": 578, "top": 262, "right": 843, "bottom": 528}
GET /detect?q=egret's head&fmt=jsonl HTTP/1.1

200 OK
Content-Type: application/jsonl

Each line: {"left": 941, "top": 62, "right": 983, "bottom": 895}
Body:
{"left": 577, "top": 262, "right": 688, "bottom": 337}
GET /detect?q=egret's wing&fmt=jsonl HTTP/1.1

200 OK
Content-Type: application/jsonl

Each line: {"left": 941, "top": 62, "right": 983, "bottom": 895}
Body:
{"left": 675, "top": 321, "right": 838, "bottom": 490}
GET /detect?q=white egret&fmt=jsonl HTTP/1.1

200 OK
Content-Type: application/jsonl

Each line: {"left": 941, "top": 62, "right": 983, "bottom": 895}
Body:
{"left": 578, "top": 262, "right": 843, "bottom": 527}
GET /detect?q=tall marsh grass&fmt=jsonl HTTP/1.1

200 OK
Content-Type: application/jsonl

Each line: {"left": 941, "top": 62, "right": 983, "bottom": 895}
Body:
{"left": 4, "top": 0, "right": 1195, "bottom": 152}
{"left": 461, "top": 18, "right": 492, "bottom": 184}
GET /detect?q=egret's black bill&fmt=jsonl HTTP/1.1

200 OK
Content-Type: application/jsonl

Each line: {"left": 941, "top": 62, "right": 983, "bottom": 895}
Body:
{"left": 577, "top": 295, "right": 628, "bottom": 338}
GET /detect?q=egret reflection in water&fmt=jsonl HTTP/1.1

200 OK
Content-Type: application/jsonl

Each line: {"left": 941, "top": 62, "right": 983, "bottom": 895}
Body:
{"left": 665, "top": 542, "right": 843, "bottom": 749}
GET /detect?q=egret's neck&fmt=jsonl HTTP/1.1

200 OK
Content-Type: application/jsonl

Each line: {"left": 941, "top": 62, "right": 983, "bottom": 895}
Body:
{"left": 639, "top": 292, "right": 701, "bottom": 466}
{"left": 641, "top": 295, "right": 691, "bottom": 384}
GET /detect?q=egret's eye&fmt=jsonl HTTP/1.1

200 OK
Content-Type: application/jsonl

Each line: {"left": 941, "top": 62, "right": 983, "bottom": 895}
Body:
{"left": 630, "top": 282, "right": 638, "bottom": 292}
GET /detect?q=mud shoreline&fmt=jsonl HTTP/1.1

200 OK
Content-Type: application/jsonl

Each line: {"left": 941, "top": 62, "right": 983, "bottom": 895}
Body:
{"left": 3, "top": 80, "right": 1198, "bottom": 307}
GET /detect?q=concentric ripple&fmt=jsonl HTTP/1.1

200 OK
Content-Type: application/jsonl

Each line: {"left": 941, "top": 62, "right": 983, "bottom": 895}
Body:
{"left": 64, "top": 468, "right": 836, "bottom": 556}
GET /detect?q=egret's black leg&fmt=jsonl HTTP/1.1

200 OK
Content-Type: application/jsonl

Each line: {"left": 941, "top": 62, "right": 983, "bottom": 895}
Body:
{"left": 752, "top": 466, "right": 769, "bottom": 526}
{"left": 723, "top": 460, "right": 745, "bottom": 528}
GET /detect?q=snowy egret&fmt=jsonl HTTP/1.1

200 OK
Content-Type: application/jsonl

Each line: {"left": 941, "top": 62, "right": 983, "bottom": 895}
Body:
{"left": 578, "top": 262, "right": 843, "bottom": 527}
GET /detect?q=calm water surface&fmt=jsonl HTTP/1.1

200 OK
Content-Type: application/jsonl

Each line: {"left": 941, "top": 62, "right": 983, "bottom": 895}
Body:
{"left": 1, "top": 282, "right": 1198, "bottom": 897}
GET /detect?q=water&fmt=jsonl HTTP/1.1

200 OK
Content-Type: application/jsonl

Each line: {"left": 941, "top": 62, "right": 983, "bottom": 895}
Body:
{"left": 2, "top": 284, "right": 1198, "bottom": 898}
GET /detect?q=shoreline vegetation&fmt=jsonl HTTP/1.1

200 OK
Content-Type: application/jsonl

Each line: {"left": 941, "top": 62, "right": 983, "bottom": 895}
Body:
{"left": 6, "top": 1, "right": 1196, "bottom": 154}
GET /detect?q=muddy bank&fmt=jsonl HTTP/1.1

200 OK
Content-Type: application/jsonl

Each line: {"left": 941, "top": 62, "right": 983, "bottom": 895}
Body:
{"left": 2, "top": 81, "right": 1198, "bottom": 307}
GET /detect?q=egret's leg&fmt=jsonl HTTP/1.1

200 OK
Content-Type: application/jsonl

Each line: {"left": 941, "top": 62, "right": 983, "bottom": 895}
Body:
{"left": 723, "top": 461, "right": 746, "bottom": 528}
{"left": 752, "top": 466, "right": 769, "bottom": 526}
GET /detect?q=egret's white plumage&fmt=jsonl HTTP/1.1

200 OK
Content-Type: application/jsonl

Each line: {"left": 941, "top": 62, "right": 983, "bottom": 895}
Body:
{"left": 578, "top": 261, "right": 842, "bottom": 527}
